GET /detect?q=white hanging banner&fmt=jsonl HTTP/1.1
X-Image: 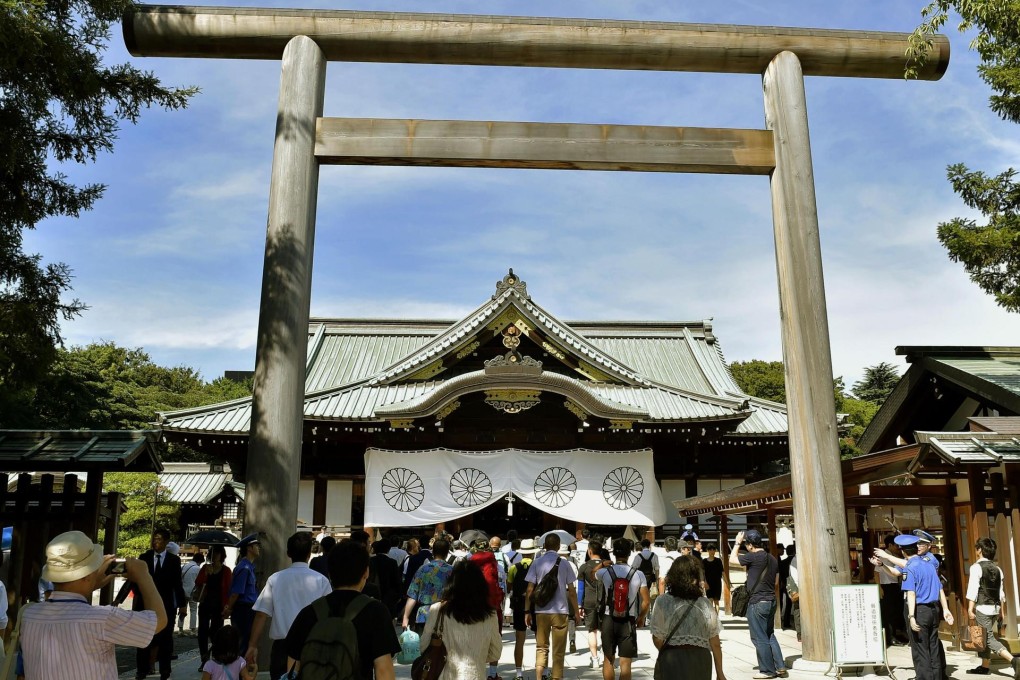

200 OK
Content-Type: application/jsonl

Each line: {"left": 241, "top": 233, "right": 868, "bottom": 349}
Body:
{"left": 364, "top": 448, "right": 666, "bottom": 527}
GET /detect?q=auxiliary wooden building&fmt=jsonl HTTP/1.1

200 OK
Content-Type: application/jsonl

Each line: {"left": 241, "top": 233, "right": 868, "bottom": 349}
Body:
{"left": 158, "top": 271, "right": 789, "bottom": 538}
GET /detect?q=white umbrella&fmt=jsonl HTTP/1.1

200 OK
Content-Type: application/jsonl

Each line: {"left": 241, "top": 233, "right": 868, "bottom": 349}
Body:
{"left": 539, "top": 529, "right": 575, "bottom": 546}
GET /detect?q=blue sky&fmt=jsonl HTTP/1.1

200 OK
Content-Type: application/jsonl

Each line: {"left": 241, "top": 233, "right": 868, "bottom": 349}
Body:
{"left": 25, "top": 1, "right": 1020, "bottom": 388}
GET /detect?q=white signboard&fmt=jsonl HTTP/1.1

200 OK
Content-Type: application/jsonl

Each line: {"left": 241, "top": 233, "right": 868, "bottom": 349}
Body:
{"left": 831, "top": 584, "right": 884, "bottom": 665}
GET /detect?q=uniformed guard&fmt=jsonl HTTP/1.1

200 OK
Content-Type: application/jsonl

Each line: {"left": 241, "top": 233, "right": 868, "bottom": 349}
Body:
{"left": 900, "top": 534, "right": 954, "bottom": 680}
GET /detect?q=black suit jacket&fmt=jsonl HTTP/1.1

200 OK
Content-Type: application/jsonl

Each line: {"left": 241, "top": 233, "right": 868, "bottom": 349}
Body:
{"left": 129, "top": 550, "right": 187, "bottom": 613}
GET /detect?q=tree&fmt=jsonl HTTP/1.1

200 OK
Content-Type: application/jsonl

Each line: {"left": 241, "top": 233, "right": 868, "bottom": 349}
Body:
{"left": 6, "top": 341, "right": 252, "bottom": 462}
{"left": 102, "top": 472, "right": 179, "bottom": 554}
{"left": 909, "top": 2, "right": 1020, "bottom": 310}
{"left": 731, "top": 361, "right": 882, "bottom": 457}
{"left": 0, "top": 1, "right": 195, "bottom": 406}
{"left": 728, "top": 359, "right": 786, "bottom": 403}
{"left": 851, "top": 362, "right": 901, "bottom": 404}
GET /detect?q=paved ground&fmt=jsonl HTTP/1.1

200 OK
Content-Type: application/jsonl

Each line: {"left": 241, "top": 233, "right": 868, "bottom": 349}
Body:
{"left": 114, "top": 613, "right": 1006, "bottom": 680}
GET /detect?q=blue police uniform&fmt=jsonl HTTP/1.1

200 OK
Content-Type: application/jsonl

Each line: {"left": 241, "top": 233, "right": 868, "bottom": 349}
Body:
{"left": 230, "top": 535, "right": 260, "bottom": 653}
{"left": 902, "top": 553, "right": 945, "bottom": 680}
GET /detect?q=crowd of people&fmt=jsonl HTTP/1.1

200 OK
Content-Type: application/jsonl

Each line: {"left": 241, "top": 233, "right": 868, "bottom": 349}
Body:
{"left": 11, "top": 525, "right": 749, "bottom": 680}
{"left": 16, "top": 523, "right": 1018, "bottom": 680}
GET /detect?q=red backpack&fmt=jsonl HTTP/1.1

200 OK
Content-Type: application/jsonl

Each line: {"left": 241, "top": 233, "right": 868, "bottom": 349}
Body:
{"left": 606, "top": 565, "right": 638, "bottom": 620}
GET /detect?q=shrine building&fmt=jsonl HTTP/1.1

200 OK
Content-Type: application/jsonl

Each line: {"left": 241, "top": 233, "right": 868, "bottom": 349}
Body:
{"left": 158, "top": 271, "right": 789, "bottom": 538}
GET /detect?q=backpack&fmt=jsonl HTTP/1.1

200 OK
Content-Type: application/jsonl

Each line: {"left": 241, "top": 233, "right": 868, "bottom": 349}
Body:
{"left": 532, "top": 557, "right": 562, "bottom": 608}
{"left": 492, "top": 551, "right": 509, "bottom": 594}
{"left": 606, "top": 565, "right": 638, "bottom": 620}
{"left": 635, "top": 553, "right": 655, "bottom": 584}
{"left": 509, "top": 559, "right": 532, "bottom": 609}
{"left": 298, "top": 594, "right": 371, "bottom": 680}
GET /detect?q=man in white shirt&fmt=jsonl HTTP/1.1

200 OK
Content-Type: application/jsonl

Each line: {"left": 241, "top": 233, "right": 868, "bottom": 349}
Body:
{"left": 628, "top": 539, "right": 659, "bottom": 621}
{"left": 597, "top": 538, "right": 650, "bottom": 680}
{"left": 525, "top": 535, "right": 582, "bottom": 680}
{"left": 245, "top": 532, "right": 333, "bottom": 679}
{"left": 179, "top": 552, "right": 203, "bottom": 633}
{"left": 966, "top": 537, "right": 1017, "bottom": 675}
{"left": 21, "top": 530, "right": 166, "bottom": 680}
{"left": 658, "top": 536, "right": 681, "bottom": 595}
{"left": 387, "top": 539, "right": 409, "bottom": 566}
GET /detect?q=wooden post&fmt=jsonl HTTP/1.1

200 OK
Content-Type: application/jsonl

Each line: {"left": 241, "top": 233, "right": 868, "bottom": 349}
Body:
{"left": 100, "top": 491, "right": 124, "bottom": 606}
{"left": 763, "top": 50, "right": 851, "bottom": 664}
{"left": 720, "top": 514, "right": 731, "bottom": 614}
{"left": 993, "top": 513, "right": 1019, "bottom": 641}
{"left": 941, "top": 498, "right": 961, "bottom": 597}
{"left": 245, "top": 34, "right": 326, "bottom": 583}
{"left": 969, "top": 469, "right": 990, "bottom": 539}
{"left": 857, "top": 508, "right": 874, "bottom": 584}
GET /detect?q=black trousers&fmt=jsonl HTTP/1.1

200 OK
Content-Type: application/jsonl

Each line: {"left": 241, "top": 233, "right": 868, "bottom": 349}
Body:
{"left": 908, "top": 603, "right": 944, "bottom": 680}
{"left": 231, "top": 601, "right": 256, "bottom": 654}
{"left": 270, "top": 638, "right": 290, "bottom": 679}
{"left": 197, "top": 600, "right": 224, "bottom": 661}
{"left": 881, "top": 583, "right": 905, "bottom": 643}
{"left": 137, "top": 615, "right": 174, "bottom": 679}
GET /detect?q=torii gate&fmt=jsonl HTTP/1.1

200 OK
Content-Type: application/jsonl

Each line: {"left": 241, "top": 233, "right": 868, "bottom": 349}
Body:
{"left": 124, "top": 7, "right": 949, "bottom": 663}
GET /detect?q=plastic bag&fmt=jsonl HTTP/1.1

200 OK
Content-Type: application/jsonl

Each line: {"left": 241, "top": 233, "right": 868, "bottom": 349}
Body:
{"left": 398, "top": 628, "right": 422, "bottom": 664}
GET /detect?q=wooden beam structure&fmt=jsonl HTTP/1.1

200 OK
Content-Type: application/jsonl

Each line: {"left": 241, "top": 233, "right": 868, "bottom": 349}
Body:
{"left": 122, "top": 6, "right": 952, "bottom": 664}
{"left": 245, "top": 35, "right": 326, "bottom": 583}
{"left": 764, "top": 51, "right": 850, "bottom": 664}
{"left": 315, "top": 118, "right": 775, "bottom": 174}
{"left": 124, "top": 6, "right": 950, "bottom": 81}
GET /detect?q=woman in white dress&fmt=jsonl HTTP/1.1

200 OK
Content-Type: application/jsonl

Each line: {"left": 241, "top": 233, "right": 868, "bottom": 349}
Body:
{"left": 421, "top": 560, "right": 503, "bottom": 680}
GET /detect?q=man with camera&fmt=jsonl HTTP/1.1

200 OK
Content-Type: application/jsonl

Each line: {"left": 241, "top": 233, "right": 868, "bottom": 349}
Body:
{"left": 20, "top": 530, "right": 168, "bottom": 679}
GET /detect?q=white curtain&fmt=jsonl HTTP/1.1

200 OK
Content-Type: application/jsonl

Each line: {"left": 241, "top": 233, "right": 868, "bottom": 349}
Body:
{"left": 364, "top": 448, "right": 666, "bottom": 527}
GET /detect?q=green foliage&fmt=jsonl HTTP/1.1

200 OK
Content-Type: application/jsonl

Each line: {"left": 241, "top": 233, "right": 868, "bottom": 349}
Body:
{"left": 909, "top": 1, "right": 1020, "bottom": 311}
{"left": 851, "top": 362, "right": 901, "bottom": 404}
{"left": 102, "top": 472, "right": 180, "bottom": 554}
{"left": 728, "top": 360, "right": 786, "bottom": 403}
{"left": 732, "top": 362, "right": 882, "bottom": 457}
{"left": 9, "top": 341, "right": 252, "bottom": 429}
{"left": 0, "top": 0, "right": 196, "bottom": 411}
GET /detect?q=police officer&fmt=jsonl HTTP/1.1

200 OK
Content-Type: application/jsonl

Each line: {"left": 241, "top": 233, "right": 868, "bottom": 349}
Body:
{"left": 876, "top": 534, "right": 954, "bottom": 680}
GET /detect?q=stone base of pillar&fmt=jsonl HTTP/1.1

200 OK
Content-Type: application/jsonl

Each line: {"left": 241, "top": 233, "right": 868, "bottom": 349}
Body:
{"left": 791, "top": 658, "right": 832, "bottom": 673}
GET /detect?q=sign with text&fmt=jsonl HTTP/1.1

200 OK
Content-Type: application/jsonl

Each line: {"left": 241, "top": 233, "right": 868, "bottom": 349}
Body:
{"left": 831, "top": 584, "right": 884, "bottom": 664}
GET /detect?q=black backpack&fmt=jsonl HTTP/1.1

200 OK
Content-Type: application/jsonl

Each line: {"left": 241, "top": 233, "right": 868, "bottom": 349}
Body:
{"left": 298, "top": 594, "right": 370, "bottom": 680}
{"left": 635, "top": 553, "right": 656, "bottom": 584}
{"left": 509, "top": 559, "right": 532, "bottom": 609}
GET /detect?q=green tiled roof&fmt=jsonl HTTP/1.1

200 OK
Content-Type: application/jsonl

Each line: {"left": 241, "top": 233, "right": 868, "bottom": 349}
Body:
{"left": 161, "top": 273, "right": 787, "bottom": 436}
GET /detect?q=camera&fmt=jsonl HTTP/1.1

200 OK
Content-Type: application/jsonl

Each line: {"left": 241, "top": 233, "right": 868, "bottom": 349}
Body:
{"left": 106, "top": 559, "right": 127, "bottom": 575}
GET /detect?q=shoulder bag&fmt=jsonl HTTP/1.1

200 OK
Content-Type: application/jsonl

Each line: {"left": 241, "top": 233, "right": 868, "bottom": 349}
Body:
{"left": 191, "top": 562, "right": 207, "bottom": 599}
{"left": 653, "top": 600, "right": 699, "bottom": 680}
{"left": 961, "top": 621, "right": 987, "bottom": 652}
{"left": 730, "top": 554, "right": 768, "bottom": 617}
{"left": 533, "top": 557, "right": 562, "bottom": 608}
{"left": 411, "top": 606, "right": 447, "bottom": 680}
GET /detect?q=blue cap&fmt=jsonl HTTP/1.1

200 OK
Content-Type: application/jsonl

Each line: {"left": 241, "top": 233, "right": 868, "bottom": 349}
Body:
{"left": 894, "top": 534, "right": 919, "bottom": 547}
{"left": 684, "top": 524, "right": 693, "bottom": 531}
{"left": 913, "top": 530, "right": 935, "bottom": 544}
{"left": 236, "top": 533, "right": 260, "bottom": 551}
{"left": 744, "top": 529, "right": 763, "bottom": 546}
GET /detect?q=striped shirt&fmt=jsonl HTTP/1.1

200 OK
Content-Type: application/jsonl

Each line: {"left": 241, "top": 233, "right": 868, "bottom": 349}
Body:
{"left": 21, "top": 593, "right": 157, "bottom": 680}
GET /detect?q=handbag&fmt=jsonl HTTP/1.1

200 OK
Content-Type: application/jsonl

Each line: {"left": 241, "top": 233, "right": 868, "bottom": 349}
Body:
{"left": 731, "top": 554, "right": 769, "bottom": 618}
{"left": 653, "top": 601, "right": 699, "bottom": 680}
{"left": 961, "top": 623, "right": 987, "bottom": 652}
{"left": 411, "top": 607, "right": 447, "bottom": 680}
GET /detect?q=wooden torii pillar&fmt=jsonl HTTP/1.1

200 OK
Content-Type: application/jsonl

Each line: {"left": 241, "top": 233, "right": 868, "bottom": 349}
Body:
{"left": 123, "top": 6, "right": 950, "bottom": 663}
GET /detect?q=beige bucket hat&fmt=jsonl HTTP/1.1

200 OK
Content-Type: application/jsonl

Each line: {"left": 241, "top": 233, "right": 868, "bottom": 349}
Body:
{"left": 42, "top": 530, "right": 105, "bottom": 583}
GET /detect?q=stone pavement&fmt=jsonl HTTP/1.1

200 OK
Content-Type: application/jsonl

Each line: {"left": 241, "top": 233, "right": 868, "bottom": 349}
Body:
{"left": 118, "top": 613, "right": 1008, "bottom": 679}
